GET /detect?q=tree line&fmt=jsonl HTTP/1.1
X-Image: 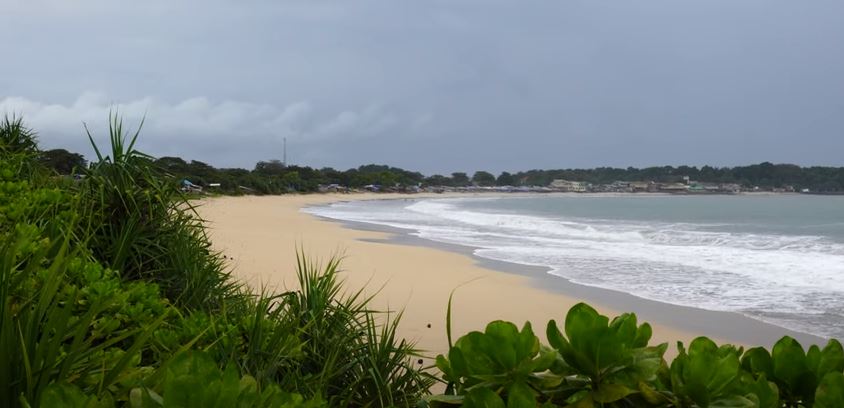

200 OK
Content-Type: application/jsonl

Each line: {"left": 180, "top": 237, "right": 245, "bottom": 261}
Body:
{"left": 40, "top": 148, "right": 844, "bottom": 193}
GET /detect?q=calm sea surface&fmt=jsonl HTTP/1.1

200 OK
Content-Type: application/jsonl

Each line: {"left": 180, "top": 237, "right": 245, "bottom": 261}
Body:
{"left": 306, "top": 194, "right": 844, "bottom": 339}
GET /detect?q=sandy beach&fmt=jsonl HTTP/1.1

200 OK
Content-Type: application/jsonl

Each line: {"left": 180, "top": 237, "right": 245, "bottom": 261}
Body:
{"left": 197, "top": 193, "right": 822, "bottom": 362}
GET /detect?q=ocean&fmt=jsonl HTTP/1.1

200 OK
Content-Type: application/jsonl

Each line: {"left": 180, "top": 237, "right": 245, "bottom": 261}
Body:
{"left": 304, "top": 194, "right": 844, "bottom": 340}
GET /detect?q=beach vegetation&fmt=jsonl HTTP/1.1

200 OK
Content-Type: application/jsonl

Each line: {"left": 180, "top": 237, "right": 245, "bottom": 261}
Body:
{"left": 58, "top": 138, "right": 844, "bottom": 195}
{"left": 450, "top": 172, "right": 471, "bottom": 187}
{"left": 38, "top": 148, "right": 87, "bottom": 175}
{"left": 428, "top": 303, "right": 844, "bottom": 408}
{"left": 471, "top": 171, "right": 496, "bottom": 187}
{"left": 3, "top": 114, "right": 844, "bottom": 406}
{"left": 0, "top": 115, "right": 432, "bottom": 407}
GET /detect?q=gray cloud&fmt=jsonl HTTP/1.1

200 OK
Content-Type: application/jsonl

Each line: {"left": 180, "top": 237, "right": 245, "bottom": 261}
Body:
{"left": 0, "top": 93, "right": 424, "bottom": 168}
{"left": 2, "top": 0, "right": 843, "bottom": 173}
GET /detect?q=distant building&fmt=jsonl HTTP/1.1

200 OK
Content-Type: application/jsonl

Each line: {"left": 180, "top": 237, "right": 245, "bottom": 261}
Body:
{"left": 659, "top": 183, "right": 688, "bottom": 193}
{"left": 720, "top": 183, "right": 741, "bottom": 193}
{"left": 629, "top": 181, "right": 650, "bottom": 192}
{"left": 318, "top": 184, "right": 349, "bottom": 193}
{"left": 549, "top": 179, "right": 587, "bottom": 192}
{"left": 688, "top": 183, "right": 706, "bottom": 193}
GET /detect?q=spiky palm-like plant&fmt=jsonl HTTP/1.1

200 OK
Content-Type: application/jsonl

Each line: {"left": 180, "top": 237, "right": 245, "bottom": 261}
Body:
{"left": 82, "top": 112, "right": 240, "bottom": 311}
{"left": 0, "top": 114, "right": 38, "bottom": 155}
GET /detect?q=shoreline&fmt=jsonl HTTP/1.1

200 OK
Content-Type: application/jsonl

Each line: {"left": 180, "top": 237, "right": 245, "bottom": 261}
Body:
{"left": 198, "top": 193, "right": 824, "bottom": 363}
{"left": 326, "top": 216, "right": 823, "bottom": 348}
{"left": 314, "top": 210, "right": 827, "bottom": 349}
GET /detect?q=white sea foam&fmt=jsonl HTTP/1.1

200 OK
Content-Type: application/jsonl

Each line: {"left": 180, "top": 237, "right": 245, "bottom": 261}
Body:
{"left": 305, "top": 197, "right": 844, "bottom": 338}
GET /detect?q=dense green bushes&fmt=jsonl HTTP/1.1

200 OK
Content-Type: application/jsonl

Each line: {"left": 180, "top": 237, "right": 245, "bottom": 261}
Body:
{"left": 4, "top": 114, "right": 844, "bottom": 406}
{"left": 0, "top": 116, "right": 431, "bottom": 407}
{"left": 81, "top": 115, "right": 237, "bottom": 311}
{"left": 427, "top": 303, "right": 844, "bottom": 407}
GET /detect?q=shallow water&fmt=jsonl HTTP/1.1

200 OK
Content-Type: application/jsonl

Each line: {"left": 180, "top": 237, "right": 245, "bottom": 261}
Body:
{"left": 305, "top": 194, "right": 844, "bottom": 340}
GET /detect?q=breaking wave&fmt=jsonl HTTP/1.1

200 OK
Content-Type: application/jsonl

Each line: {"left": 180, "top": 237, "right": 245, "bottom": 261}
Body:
{"left": 306, "top": 197, "right": 844, "bottom": 339}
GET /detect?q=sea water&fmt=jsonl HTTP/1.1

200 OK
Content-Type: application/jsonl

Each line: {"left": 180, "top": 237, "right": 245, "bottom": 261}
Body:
{"left": 305, "top": 194, "right": 844, "bottom": 339}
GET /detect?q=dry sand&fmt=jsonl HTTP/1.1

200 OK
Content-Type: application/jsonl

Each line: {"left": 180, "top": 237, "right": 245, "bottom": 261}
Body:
{"left": 196, "top": 193, "right": 726, "bottom": 361}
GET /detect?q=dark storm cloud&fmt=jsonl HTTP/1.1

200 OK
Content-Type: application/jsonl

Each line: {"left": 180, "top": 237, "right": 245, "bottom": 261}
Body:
{"left": 2, "top": 0, "right": 843, "bottom": 173}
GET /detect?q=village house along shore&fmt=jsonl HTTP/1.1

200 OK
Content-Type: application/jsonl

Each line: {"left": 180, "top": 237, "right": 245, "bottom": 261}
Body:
{"left": 317, "top": 178, "right": 807, "bottom": 195}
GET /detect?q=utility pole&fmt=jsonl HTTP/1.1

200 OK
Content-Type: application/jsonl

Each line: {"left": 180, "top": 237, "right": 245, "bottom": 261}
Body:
{"left": 283, "top": 137, "right": 287, "bottom": 167}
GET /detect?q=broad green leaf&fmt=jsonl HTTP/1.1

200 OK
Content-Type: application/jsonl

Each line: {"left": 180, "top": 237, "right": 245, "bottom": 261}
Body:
{"left": 515, "top": 322, "right": 540, "bottom": 363}
{"left": 567, "top": 393, "right": 594, "bottom": 408}
{"left": 463, "top": 388, "right": 506, "bottom": 408}
{"left": 448, "top": 347, "right": 470, "bottom": 377}
{"left": 815, "top": 372, "right": 844, "bottom": 408}
{"left": 506, "top": 381, "right": 536, "bottom": 408}
{"left": 748, "top": 374, "right": 779, "bottom": 408}
{"left": 592, "top": 383, "right": 633, "bottom": 403}
{"left": 531, "top": 372, "right": 565, "bottom": 389}
{"left": 817, "top": 339, "right": 844, "bottom": 377}
{"left": 238, "top": 374, "right": 257, "bottom": 396}
{"left": 547, "top": 319, "right": 586, "bottom": 376}
{"left": 671, "top": 337, "right": 750, "bottom": 407}
{"left": 638, "top": 381, "right": 669, "bottom": 405}
{"left": 546, "top": 320, "right": 569, "bottom": 353}
{"left": 609, "top": 313, "right": 637, "bottom": 346}
{"left": 633, "top": 323, "right": 652, "bottom": 348}
{"left": 708, "top": 395, "right": 757, "bottom": 408}
{"left": 424, "top": 394, "right": 465, "bottom": 405}
{"left": 564, "top": 303, "right": 608, "bottom": 354}
{"left": 689, "top": 336, "right": 718, "bottom": 356}
{"left": 485, "top": 321, "right": 521, "bottom": 369}
{"left": 40, "top": 383, "right": 112, "bottom": 408}
{"left": 772, "top": 336, "right": 809, "bottom": 390}
{"left": 740, "top": 347, "right": 773, "bottom": 378}
{"left": 527, "top": 347, "right": 558, "bottom": 372}
{"left": 217, "top": 364, "right": 241, "bottom": 407}
{"left": 707, "top": 354, "right": 740, "bottom": 395}
{"left": 436, "top": 354, "right": 458, "bottom": 381}
{"left": 807, "top": 345, "right": 822, "bottom": 375}
{"left": 624, "top": 345, "right": 666, "bottom": 383}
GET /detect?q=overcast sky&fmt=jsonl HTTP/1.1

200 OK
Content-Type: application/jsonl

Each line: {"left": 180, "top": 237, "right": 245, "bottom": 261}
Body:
{"left": 2, "top": 0, "right": 843, "bottom": 174}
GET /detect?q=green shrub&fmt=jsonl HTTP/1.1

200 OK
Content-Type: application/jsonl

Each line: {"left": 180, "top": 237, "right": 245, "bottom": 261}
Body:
{"left": 3, "top": 116, "right": 434, "bottom": 407}
{"left": 0, "top": 171, "right": 167, "bottom": 406}
{"left": 9, "top": 114, "right": 844, "bottom": 407}
{"left": 430, "top": 303, "right": 844, "bottom": 408}
{"left": 278, "top": 255, "right": 434, "bottom": 406}
{"left": 80, "top": 113, "right": 240, "bottom": 311}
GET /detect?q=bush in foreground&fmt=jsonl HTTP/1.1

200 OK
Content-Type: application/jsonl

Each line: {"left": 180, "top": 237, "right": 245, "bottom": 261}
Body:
{"left": 4, "top": 114, "right": 844, "bottom": 407}
{"left": 0, "top": 115, "right": 431, "bottom": 407}
{"left": 427, "top": 302, "right": 844, "bottom": 407}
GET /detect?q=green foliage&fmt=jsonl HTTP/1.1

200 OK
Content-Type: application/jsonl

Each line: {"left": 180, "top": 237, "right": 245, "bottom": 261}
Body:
{"left": 546, "top": 303, "right": 666, "bottom": 407}
{"left": 0, "top": 114, "right": 38, "bottom": 155}
{"left": 129, "top": 351, "right": 321, "bottom": 408}
{"left": 496, "top": 172, "right": 516, "bottom": 186}
{"left": 0, "top": 163, "right": 167, "bottom": 406}
{"left": 0, "top": 115, "right": 42, "bottom": 179}
{"left": 471, "top": 171, "right": 496, "bottom": 187}
{"left": 6, "top": 114, "right": 844, "bottom": 408}
{"left": 740, "top": 337, "right": 844, "bottom": 407}
{"left": 432, "top": 303, "right": 844, "bottom": 408}
{"left": 511, "top": 163, "right": 844, "bottom": 192}
{"left": 435, "top": 321, "right": 556, "bottom": 406}
{"left": 814, "top": 372, "right": 844, "bottom": 408}
{"left": 38, "top": 148, "right": 87, "bottom": 175}
{"left": 280, "top": 255, "right": 434, "bottom": 406}
{"left": 450, "top": 172, "right": 471, "bottom": 187}
{"left": 668, "top": 338, "right": 761, "bottom": 407}
{"left": 2, "top": 115, "right": 430, "bottom": 407}
{"left": 82, "top": 113, "right": 239, "bottom": 311}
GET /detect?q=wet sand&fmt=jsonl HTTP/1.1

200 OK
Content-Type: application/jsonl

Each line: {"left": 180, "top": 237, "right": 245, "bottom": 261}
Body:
{"left": 197, "top": 193, "right": 823, "bottom": 362}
